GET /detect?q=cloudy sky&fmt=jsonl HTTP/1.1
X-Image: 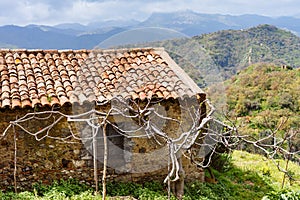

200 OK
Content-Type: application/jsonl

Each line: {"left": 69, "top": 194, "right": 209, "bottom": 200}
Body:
{"left": 1, "top": 0, "right": 300, "bottom": 26}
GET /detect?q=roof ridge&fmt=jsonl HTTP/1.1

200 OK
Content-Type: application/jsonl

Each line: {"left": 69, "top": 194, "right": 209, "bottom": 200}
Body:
{"left": 92, "top": 47, "right": 165, "bottom": 53}
{"left": 0, "top": 47, "right": 165, "bottom": 54}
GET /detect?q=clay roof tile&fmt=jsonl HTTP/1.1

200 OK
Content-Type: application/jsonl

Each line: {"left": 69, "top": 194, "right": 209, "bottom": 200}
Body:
{"left": 0, "top": 48, "right": 204, "bottom": 109}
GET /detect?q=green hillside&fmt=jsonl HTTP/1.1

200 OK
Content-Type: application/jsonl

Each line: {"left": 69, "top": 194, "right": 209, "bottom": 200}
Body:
{"left": 195, "top": 24, "right": 300, "bottom": 75}
{"left": 141, "top": 24, "right": 300, "bottom": 87}
{"left": 207, "top": 63, "right": 300, "bottom": 158}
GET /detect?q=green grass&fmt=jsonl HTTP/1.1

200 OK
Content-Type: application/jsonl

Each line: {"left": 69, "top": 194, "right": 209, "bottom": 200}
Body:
{"left": 1, "top": 151, "right": 299, "bottom": 199}
{"left": 201, "top": 164, "right": 273, "bottom": 199}
{"left": 232, "top": 150, "right": 300, "bottom": 191}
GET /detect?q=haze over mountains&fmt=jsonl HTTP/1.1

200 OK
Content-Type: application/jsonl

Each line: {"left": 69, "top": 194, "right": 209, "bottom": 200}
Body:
{"left": 1, "top": 10, "right": 300, "bottom": 49}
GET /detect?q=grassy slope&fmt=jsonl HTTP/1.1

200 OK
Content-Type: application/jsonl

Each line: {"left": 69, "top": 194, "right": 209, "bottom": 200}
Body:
{"left": 232, "top": 150, "right": 300, "bottom": 191}
{"left": 185, "top": 150, "right": 300, "bottom": 200}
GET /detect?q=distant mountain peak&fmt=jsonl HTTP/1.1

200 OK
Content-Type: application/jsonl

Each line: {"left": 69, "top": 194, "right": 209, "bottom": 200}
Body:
{"left": 1, "top": 11, "right": 300, "bottom": 49}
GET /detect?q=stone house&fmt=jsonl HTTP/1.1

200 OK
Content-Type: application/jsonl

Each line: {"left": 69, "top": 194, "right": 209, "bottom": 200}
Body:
{"left": 0, "top": 47, "right": 206, "bottom": 190}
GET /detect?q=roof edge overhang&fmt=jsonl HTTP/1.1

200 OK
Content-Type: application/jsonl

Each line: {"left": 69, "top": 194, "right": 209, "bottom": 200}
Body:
{"left": 154, "top": 47, "right": 205, "bottom": 95}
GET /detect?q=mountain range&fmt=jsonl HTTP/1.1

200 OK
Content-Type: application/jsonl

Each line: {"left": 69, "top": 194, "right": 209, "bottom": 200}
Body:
{"left": 2, "top": 10, "right": 300, "bottom": 49}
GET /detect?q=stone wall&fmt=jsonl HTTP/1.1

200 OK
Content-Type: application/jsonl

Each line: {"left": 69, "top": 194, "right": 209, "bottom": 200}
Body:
{"left": 0, "top": 107, "right": 96, "bottom": 191}
{"left": 0, "top": 96, "right": 205, "bottom": 191}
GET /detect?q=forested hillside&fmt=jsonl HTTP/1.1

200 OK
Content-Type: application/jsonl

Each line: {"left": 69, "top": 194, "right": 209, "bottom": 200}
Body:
{"left": 195, "top": 24, "right": 300, "bottom": 76}
{"left": 207, "top": 63, "right": 300, "bottom": 157}
{"left": 141, "top": 24, "right": 300, "bottom": 87}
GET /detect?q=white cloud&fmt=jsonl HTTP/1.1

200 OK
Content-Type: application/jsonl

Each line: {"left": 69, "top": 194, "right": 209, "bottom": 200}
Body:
{"left": 0, "top": 0, "right": 300, "bottom": 26}
{"left": 145, "top": 0, "right": 300, "bottom": 17}
{"left": 17, "top": 2, "right": 50, "bottom": 23}
{"left": 65, "top": 0, "right": 125, "bottom": 23}
{"left": 0, "top": 1, "right": 51, "bottom": 25}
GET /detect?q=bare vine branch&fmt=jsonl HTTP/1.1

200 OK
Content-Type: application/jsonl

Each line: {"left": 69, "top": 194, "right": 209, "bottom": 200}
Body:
{"left": 1, "top": 96, "right": 299, "bottom": 194}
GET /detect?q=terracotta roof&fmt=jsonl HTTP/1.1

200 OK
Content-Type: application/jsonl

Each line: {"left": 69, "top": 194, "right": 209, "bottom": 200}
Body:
{"left": 0, "top": 47, "right": 204, "bottom": 109}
